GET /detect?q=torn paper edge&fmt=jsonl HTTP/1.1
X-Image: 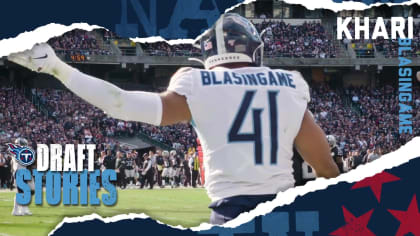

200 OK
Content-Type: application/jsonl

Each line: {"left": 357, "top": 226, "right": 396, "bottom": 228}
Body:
{"left": 47, "top": 137, "right": 420, "bottom": 235}
{"left": 127, "top": 0, "right": 420, "bottom": 45}
{"left": 47, "top": 212, "right": 189, "bottom": 236}
{"left": 218, "top": 137, "right": 420, "bottom": 230}
{"left": 0, "top": 23, "right": 102, "bottom": 58}
{"left": 1, "top": 0, "right": 420, "bottom": 53}
{"left": 271, "top": 0, "right": 420, "bottom": 12}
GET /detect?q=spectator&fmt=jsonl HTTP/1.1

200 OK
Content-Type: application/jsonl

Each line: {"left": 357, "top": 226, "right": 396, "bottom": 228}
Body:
{"left": 155, "top": 150, "right": 164, "bottom": 188}
{"left": 103, "top": 149, "right": 116, "bottom": 170}
{"left": 114, "top": 152, "right": 124, "bottom": 188}
{"left": 0, "top": 153, "right": 7, "bottom": 188}
{"left": 141, "top": 154, "right": 154, "bottom": 189}
{"left": 0, "top": 78, "right": 417, "bottom": 187}
{"left": 254, "top": 20, "right": 336, "bottom": 58}
{"left": 182, "top": 155, "right": 191, "bottom": 187}
{"left": 141, "top": 20, "right": 337, "bottom": 59}
{"left": 49, "top": 29, "right": 113, "bottom": 61}
{"left": 190, "top": 153, "right": 200, "bottom": 188}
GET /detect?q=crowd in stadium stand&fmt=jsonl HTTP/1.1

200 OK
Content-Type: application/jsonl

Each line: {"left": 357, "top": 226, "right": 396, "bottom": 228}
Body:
{"left": 0, "top": 88, "right": 64, "bottom": 147}
{"left": 141, "top": 42, "right": 201, "bottom": 57}
{"left": 0, "top": 87, "right": 200, "bottom": 189}
{"left": 49, "top": 29, "right": 113, "bottom": 62}
{"left": 139, "top": 21, "right": 337, "bottom": 58}
{"left": 341, "top": 21, "right": 420, "bottom": 58}
{"left": 103, "top": 30, "right": 118, "bottom": 43}
{"left": 254, "top": 20, "right": 337, "bottom": 58}
{"left": 309, "top": 83, "right": 419, "bottom": 165}
{"left": 44, "top": 18, "right": 420, "bottom": 60}
{"left": 375, "top": 21, "right": 420, "bottom": 57}
{"left": 140, "top": 123, "right": 197, "bottom": 151}
{"left": 1, "top": 80, "right": 418, "bottom": 189}
{"left": 33, "top": 89, "right": 197, "bottom": 152}
{"left": 47, "top": 19, "right": 420, "bottom": 60}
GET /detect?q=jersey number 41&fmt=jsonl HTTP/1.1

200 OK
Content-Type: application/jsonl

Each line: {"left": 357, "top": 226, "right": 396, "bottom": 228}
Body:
{"left": 228, "top": 90, "right": 279, "bottom": 165}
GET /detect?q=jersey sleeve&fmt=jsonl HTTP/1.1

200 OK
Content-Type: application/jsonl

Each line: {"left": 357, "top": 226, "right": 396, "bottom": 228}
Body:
{"left": 292, "top": 71, "right": 311, "bottom": 103}
{"left": 167, "top": 67, "right": 194, "bottom": 97}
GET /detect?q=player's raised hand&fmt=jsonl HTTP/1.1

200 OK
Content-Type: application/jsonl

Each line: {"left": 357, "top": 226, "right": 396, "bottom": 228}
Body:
{"left": 7, "top": 43, "right": 60, "bottom": 75}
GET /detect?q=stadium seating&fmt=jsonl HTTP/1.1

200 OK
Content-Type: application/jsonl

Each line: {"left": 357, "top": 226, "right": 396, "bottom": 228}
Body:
{"left": 32, "top": 88, "right": 197, "bottom": 154}
{"left": 340, "top": 21, "right": 420, "bottom": 58}
{"left": 49, "top": 29, "right": 114, "bottom": 62}
{"left": 1, "top": 82, "right": 417, "bottom": 166}
{"left": 139, "top": 20, "right": 338, "bottom": 59}
{"left": 308, "top": 83, "right": 419, "bottom": 156}
{"left": 47, "top": 20, "right": 420, "bottom": 60}
{"left": 255, "top": 20, "right": 337, "bottom": 58}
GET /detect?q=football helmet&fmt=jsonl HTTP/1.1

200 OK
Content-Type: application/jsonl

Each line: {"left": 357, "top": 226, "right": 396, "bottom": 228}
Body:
{"left": 162, "top": 150, "right": 170, "bottom": 158}
{"left": 326, "top": 135, "right": 337, "bottom": 149}
{"left": 191, "top": 13, "right": 264, "bottom": 69}
{"left": 15, "top": 137, "right": 28, "bottom": 147}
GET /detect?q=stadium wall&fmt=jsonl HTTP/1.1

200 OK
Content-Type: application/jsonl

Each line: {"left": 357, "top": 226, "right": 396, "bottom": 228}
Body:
{"left": 52, "top": 55, "right": 420, "bottom": 67}
{"left": 342, "top": 71, "right": 371, "bottom": 87}
{"left": 249, "top": 18, "right": 322, "bottom": 25}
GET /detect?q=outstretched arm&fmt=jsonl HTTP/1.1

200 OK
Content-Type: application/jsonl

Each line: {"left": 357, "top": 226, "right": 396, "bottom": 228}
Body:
{"left": 8, "top": 43, "right": 191, "bottom": 126}
{"left": 294, "top": 110, "right": 340, "bottom": 178}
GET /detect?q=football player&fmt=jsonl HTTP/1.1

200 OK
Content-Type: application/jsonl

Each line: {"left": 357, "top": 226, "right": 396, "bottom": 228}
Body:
{"left": 124, "top": 152, "right": 137, "bottom": 187}
{"left": 9, "top": 138, "right": 34, "bottom": 216}
{"left": 169, "top": 151, "right": 181, "bottom": 188}
{"left": 294, "top": 134, "right": 344, "bottom": 186}
{"left": 161, "top": 150, "right": 171, "bottom": 186}
{"left": 292, "top": 148, "right": 316, "bottom": 186}
{"left": 8, "top": 13, "right": 339, "bottom": 224}
{"left": 155, "top": 150, "right": 164, "bottom": 188}
{"left": 326, "top": 135, "right": 344, "bottom": 173}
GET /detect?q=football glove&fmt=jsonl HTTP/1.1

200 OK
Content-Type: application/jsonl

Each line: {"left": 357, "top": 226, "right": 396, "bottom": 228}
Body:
{"left": 7, "top": 43, "right": 72, "bottom": 81}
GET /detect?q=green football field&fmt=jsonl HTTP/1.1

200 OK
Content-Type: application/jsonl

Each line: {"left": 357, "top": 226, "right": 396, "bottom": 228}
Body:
{"left": 0, "top": 188, "right": 211, "bottom": 236}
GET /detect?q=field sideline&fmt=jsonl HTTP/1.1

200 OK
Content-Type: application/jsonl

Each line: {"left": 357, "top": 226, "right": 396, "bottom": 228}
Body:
{"left": 0, "top": 188, "right": 211, "bottom": 236}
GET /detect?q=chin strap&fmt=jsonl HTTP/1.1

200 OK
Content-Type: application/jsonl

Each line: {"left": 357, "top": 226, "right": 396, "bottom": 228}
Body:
{"left": 260, "top": 29, "right": 268, "bottom": 38}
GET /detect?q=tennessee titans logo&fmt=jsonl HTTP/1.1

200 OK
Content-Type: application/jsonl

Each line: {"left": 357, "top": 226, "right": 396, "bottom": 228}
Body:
{"left": 7, "top": 144, "right": 36, "bottom": 166}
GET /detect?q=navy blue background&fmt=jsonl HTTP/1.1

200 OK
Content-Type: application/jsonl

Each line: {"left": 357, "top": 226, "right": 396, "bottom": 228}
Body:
{"left": 0, "top": 0, "right": 413, "bottom": 40}
{"left": 0, "top": 0, "right": 243, "bottom": 40}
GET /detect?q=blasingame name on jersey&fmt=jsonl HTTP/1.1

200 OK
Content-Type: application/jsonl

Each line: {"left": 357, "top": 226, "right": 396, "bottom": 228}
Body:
{"left": 168, "top": 67, "right": 309, "bottom": 201}
{"left": 200, "top": 71, "right": 297, "bottom": 88}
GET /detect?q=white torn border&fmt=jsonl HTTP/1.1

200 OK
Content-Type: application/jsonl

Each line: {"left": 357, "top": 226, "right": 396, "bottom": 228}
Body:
{"left": 0, "top": 23, "right": 102, "bottom": 58}
{"left": 0, "top": 0, "right": 417, "bottom": 234}
{"left": 127, "top": 0, "right": 420, "bottom": 44}
{"left": 218, "top": 137, "right": 420, "bottom": 230}
{"left": 46, "top": 137, "right": 420, "bottom": 235}
{"left": 48, "top": 213, "right": 188, "bottom": 236}
{"left": 1, "top": 0, "right": 420, "bottom": 53}
{"left": 263, "top": 0, "right": 420, "bottom": 12}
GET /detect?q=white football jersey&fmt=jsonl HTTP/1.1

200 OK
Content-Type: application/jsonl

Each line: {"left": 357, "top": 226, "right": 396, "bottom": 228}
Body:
{"left": 167, "top": 66, "right": 310, "bottom": 201}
